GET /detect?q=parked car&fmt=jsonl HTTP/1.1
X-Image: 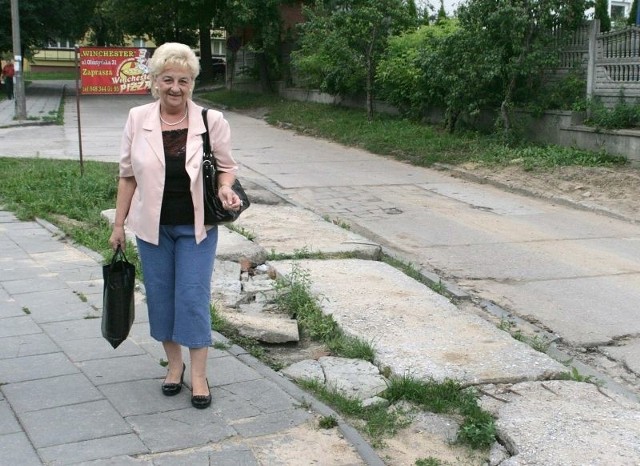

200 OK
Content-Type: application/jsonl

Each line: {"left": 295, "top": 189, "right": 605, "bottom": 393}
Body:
{"left": 199, "top": 56, "right": 226, "bottom": 81}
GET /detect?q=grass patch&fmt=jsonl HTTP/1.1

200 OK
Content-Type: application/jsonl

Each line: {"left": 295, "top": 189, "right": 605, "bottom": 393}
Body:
{"left": 385, "top": 375, "right": 496, "bottom": 449}
{"left": 299, "top": 379, "right": 409, "bottom": 448}
{"left": 498, "top": 318, "right": 551, "bottom": 354}
{"left": 0, "top": 158, "right": 137, "bottom": 267}
{"left": 226, "top": 224, "right": 256, "bottom": 241}
{"left": 382, "top": 254, "right": 448, "bottom": 296}
{"left": 200, "top": 89, "right": 628, "bottom": 170}
{"left": 274, "top": 264, "right": 375, "bottom": 362}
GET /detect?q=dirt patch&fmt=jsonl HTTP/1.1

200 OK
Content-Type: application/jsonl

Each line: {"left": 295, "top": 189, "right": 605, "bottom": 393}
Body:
{"left": 449, "top": 163, "right": 640, "bottom": 224}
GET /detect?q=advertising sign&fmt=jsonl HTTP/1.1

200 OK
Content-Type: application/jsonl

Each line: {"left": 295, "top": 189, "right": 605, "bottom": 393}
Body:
{"left": 79, "top": 47, "right": 151, "bottom": 95}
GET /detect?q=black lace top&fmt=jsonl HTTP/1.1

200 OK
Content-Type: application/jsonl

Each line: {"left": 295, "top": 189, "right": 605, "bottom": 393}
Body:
{"left": 159, "top": 129, "right": 193, "bottom": 225}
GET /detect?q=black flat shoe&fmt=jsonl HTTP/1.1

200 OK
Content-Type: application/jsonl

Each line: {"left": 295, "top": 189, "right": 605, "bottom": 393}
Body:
{"left": 191, "top": 378, "right": 211, "bottom": 409}
{"left": 162, "top": 363, "right": 185, "bottom": 396}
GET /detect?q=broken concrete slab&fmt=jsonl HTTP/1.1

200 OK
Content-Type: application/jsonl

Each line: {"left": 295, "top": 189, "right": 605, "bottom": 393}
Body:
{"left": 491, "top": 381, "right": 640, "bottom": 465}
{"left": 217, "top": 226, "right": 267, "bottom": 265}
{"left": 221, "top": 310, "right": 299, "bottom": 343}
{"left": 270, "top": 259, "right": 566, "bottom": 386}
{"left": 234, "top": 205, "right": 381, "bottom": 259}
{"left": 600, "top": 339, "right": 640, "bottom": 377}
{"left": 282, "top": 356, "right": 388, "bottom": 402}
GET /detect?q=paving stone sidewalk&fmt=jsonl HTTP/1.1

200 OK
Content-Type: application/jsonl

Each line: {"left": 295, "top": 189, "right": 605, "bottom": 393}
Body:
{"left": 0, "top": 211, "right": 382, "bottom": 466}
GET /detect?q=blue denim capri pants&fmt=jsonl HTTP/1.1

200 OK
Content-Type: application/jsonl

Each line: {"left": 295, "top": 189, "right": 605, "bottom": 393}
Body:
{"left": 136, "top": 225, "right": 218, "bottom": 348}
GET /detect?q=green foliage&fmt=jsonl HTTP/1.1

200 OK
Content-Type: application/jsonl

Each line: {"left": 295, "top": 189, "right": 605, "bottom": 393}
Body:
{"left": 629, "top": 0, "right": 639, "bottom": 26}
{"left": 299, "top": 379, "right": 409, "bottom": 447}
{"left": 476, "top": 143, "right": 626, "bottom": 170}
{"left": 274, "top": 264, "right": 375, "bottom": 361}
{"left": 594, "top": 0, "right": 612, "bottom": 32}
{"left": 558, "top": 366, "right": 600, "bottom": 385}
{"left": 0, "top": 0, "right": 96, "bottom": 57}
{"left": 202, "top": 90, "right": 627, "bottom": 171}
{"left": 385, "top": 375, "right": 496, "bottom": 449}
{"left": 318, "top": 414, "right": 338, "bottom": 429}
{"left": 524, "top": 69, "right": 587, "bottom": 115}
{"left": 291, "top": 0, "right": 413, "bottom": 115}
{"left": 0, "top": 158, "right": 128, "bottom": 262}
{"left": 376, "top": 20, "right": 459, "bottom": 118}
{"left": 585, "top": 98, "right": 640, "bottom": 129}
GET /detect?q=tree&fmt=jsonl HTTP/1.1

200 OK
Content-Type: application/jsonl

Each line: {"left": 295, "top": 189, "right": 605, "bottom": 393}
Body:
{"left": 292, "top": 0, "right": 412, "bottom": 120}
{"left": 453, "top": 0, "right": 589, "bottom": 134}
{"left": 215, "top": 0, "right": 285, "bottom": 92}
{"left": 594, "top": 0, "right": 611, "bottom": 32}
{"left": 628, "top": 0, "right": 638, "bottom": 25}
{"left": 377, "top": 19, "right": 458, "bottom": 119}
{"left": 0, "top": 0, "right": 97, "bottom": 57}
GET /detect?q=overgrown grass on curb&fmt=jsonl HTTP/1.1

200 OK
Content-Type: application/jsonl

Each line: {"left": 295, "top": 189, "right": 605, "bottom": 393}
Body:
{"left": 272, "top": 264, "right": 495, "bottom": 450}
{"left": 0, "top": 158, "right": 138, "bottom": 267}
{"left": 200, "top": 90, "right": 628, "bottom": 170}
{"left": 385, "top": 375, "right": 496, "bottom": 449}
{"left": 274, "top": 264, "right": 375, "bottom": 362}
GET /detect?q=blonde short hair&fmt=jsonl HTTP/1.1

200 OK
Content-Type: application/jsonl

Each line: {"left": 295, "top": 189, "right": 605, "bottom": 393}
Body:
{"left": 148, "top": 42, "right": 200, "bottom": 98}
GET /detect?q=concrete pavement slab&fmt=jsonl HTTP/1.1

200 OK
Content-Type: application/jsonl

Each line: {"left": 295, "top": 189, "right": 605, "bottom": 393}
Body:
{"left": 0, "top": 432, "right": 42, "bottom": 466}
{"left": 0, "top": 333, "right": 59, "bottom": 359}
{"left": 21, "top": 399, "right": 133, "bottom": 448}
{"left": 2, "top": 373, "right": 103, "bottom": 413}
{"left": 490, "top": 381, "right": 640, "bottom": 465}
{"left": 127, "top": 408, "right": 237, "bottom": 453}
{"left": 0, "top": 352, "right": 78, "bottom": 384}
{"left": 0, "top": 315, "right": 42, "bottom": 337}
{"left": 234, "top": 204, "right": 381, "bottom": 259}
{"left": 0, "top": 400, "right": 21, "bottom": 434}
{"left": 78, "top": 354, "right": 167, "bottom": 385}
{"left": 272, "top": 259, "right": 566, "bottom": 385}
{"left": 468, "top": 273, "right": 640, "bottom": 346}
{"left": 100, "top": 379, "right": 193, "bottom": 416}
{"left": 38, "top": 434, "right": 149, "bottom": 466}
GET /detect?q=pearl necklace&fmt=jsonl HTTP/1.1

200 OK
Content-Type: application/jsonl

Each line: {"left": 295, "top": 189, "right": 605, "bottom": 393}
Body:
{"left": 159, "top": 109, "right": 188, "bottom": 126}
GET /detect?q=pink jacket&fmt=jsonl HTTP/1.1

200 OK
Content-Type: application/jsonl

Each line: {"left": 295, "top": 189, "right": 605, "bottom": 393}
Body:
{"left": 119, "top": 99, "right": 237, "bottom": 245}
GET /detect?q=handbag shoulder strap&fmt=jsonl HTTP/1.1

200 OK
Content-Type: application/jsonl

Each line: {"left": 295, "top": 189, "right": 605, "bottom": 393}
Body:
{"left": 201, "top": 108, "right": 216, "bottom": 167}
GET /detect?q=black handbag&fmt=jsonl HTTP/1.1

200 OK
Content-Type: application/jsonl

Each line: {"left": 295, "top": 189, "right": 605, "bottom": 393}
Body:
{"left": 202, "top": 108, "right": 250, "bottom": 224}
{"left": 102, "top": 246, "right": 135, "bottom": 349}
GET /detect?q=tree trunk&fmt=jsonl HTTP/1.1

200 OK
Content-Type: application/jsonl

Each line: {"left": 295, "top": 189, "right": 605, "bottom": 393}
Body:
{"left": 199, "top": 21, "right": 214, "bottom": 84}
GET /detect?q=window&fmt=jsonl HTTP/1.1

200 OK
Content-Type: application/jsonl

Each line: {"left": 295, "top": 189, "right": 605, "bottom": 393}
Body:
{"left": 131, "top": 37, "right": 146, "bottom": 47}
{"left": 46, "top": 39, "right": 74, "bottom": 49}
{"left": 611, "top": 5, "right": 626, "bottom": 21}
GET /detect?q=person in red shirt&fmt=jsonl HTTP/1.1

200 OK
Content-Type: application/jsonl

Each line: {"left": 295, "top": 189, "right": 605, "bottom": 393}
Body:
{"left": 2, "top": 60, "right": 15, "bottom": 99}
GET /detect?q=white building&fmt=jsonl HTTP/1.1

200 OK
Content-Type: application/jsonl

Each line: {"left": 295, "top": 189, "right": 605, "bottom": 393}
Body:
{"left": 611, "top": 0, "right": 634, "bottom": 21}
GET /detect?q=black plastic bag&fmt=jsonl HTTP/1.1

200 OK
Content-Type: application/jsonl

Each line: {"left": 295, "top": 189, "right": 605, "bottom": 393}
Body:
{"left": 102, "top": 246, "right": 135, "bottom": 349}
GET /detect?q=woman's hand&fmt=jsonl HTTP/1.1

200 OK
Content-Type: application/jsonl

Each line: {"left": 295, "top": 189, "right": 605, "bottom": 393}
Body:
{"left": 218, "top": 185, "right": 242, "bottom": 211}
{"left": 109, "top": 226, "right": 126, "bottom": 251}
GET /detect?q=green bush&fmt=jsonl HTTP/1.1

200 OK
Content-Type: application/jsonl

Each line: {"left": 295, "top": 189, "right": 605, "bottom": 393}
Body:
{"left": 586, "top": 97, "right": 640, "bottom": 129}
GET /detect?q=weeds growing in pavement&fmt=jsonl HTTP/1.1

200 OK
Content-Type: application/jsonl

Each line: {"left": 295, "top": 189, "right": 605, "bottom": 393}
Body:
{"left": 322, "top": 215, "right": 351, "bottom": 230}
{"left": 385, "top": 375, "right": 496, "bottom": 449}
{"left": 273, "top": 264, "right": 375, "bottom": 362}
{"left": 381, "top": 254, "right": 448, "bottom": 297}
{"left": 318, "top": 415, "right": 339, "bottom": 429}
{"left": 227, "top": 224, "right": 256, "bottom": 241}
{"left": 558, "top": 366, "right": 601, "bottom": 385}
{"left": 298, "top": 379, "right": 409, "bottom": 448}
{"left": 497, "top": 318, "right": 550, "bottom": 354}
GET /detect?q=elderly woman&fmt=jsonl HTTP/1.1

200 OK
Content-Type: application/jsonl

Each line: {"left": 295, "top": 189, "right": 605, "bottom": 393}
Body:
{"left": 109, "top": 42, "right": 241, "bottom": 409}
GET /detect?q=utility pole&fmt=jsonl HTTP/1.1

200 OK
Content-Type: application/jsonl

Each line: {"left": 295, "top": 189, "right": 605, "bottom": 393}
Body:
{"left": 10, "top": 0, "right": 26, "bottom": 120}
